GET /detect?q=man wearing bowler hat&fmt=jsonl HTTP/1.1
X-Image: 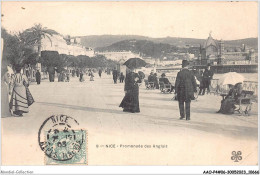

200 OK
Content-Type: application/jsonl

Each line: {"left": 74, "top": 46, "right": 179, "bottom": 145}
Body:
{"left": 175, "top": 60, "right": 197, "bottom": 120}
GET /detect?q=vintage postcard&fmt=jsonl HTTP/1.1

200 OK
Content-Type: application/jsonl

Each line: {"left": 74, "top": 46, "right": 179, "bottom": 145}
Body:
{"left": 0, "top": 1, "right": 259, "bottom": 174}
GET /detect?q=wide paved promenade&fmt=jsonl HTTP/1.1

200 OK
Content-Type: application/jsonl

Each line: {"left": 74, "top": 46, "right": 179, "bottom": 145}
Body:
{"left": 1, "top": 73, "right": 258, "bottom": 165}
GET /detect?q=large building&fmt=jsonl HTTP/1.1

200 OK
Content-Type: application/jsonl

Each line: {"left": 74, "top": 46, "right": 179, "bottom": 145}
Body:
{"left": 96, "top": 51, "right": 140, "bottom": 61}
{"left": 198, "top": 33, "right": 256, "bottom": 65}
{"left": 40, "top": 34, "right": 95, "bottom": 57}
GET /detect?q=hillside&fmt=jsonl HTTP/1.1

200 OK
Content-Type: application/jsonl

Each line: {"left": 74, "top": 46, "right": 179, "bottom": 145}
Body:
{"left": 95, "top": 40, "right": 179, "bottom": 58}
{"left": 80, "top": 35, "right": 149, "bottom": 48}
{"left": 224, "top": 38, "right": 258, "bottom": 49}
{"left": 80, "top": 35, "right": 257, "bottom": 49}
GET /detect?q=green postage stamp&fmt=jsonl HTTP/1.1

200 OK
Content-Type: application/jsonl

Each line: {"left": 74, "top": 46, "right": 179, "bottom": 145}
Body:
{"left": 38, "top": 115, "right": 87, "bottom": 165}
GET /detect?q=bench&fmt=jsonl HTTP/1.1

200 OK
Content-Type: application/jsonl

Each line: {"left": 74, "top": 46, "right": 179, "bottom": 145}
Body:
{"left": 159, "top": 82, "right": 172, "bottom": 93}
{"left": 144, "top": 80, "right": 155, "bottom": 90}
{"left": 235, "top": 90, "right": 254, "bottom": 116}
{"left": 220, "top": 90, "right": 254, "bottom": 116}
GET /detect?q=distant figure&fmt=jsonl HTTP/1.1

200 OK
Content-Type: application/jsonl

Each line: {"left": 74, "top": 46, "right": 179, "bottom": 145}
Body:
{"left": 148, "top": 72, "right": 154, "bottom": 82}
{"left": 90, "top": 71, "right": 94, "bottom": 81}
{"left": 159, "top": 73, "right": 174, "bottom": 93}
{"left": 62, "top": 71, "right": 66, "bottom": 82}
{"left": 58, "top": 71, "right": 65, "bottom": 82}
{"left": 76, "top": 69, "right": 79, "bottom": 77}
{"left": 112, "top": 68, "right": 118, "bottom": 84}
{"left": 35, "top": 70, "right": 41, "bottom": 85}
{"left": 72, "top": 69, "right": 75, "bottom": 77}
{"left": 98, "top": 69, "right": 102, "bottom": 78}
{"left": 153, "top": 73, "right": 159, "bottom": 89}
{"left": 217, "top": 83, "right": 242, "bottom": 114}
{"left": 119, "top": 72, "right": 125, "bottom": 83}
{"left": 79, "top": 71, "right": 84, "bottom": 82}
{"left": 119, "top": 68, "right": 141, "bottom": 113}
{"left": 25, "top": 66, "right": 30, "bottom": 79}
{"left": 66, "top": 71, "right": 70, "bottom": 82}
{"left": 197, "top": 70, "right": 204, "bottom": 95}
{"left": 48, "top": 66, "right": 55, "bottom": 82}
{"left": 199, "top": 64, "right": 214, "bottom": 95}
{"left": 58, "top": 73, "right": 62, "bottom": 82}
{"left": 175, "top": 60, "right": 197, "bottom": 120}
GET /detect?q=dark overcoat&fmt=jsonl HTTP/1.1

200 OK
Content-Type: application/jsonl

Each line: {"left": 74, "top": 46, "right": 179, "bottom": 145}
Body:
{"left": 202, "top": 69, "right": 214, "bottom": 88}
{"left": 112, "top": 70, "right": 118, "bottom": 79}
{"left": 175, "top": 68, "right": 197, "bottom": 102}
{"left": 36, "top": 71, "right": 41, "bottom": 81}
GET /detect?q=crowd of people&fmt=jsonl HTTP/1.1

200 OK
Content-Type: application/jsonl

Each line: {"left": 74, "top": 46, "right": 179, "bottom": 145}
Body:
{"left": 2, "top": 60, "right": 244, "bottom": 119}
{"left": 1, "top": 65, "right": 106, "bottom": 117}
{"left": 118, "top": 60, "right": 243, "bottom": 119}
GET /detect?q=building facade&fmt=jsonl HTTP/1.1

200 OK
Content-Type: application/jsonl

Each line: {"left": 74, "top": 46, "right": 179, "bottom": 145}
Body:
{"left": 198, "top": 33, "right": 257, "bottom": 66}
{"left": 40, "top": 34, "right": 95, "bottom": 57}
{"left": 96, "top": 51, "right": 140, "bottom": 61}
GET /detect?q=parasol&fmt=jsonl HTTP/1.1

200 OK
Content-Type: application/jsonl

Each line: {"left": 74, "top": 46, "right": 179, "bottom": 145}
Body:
{"left": 218, "top": 72, "right": 244, "bottom": 85}
{"left": 123, "top": 58, "right": 146, "bottom": 69}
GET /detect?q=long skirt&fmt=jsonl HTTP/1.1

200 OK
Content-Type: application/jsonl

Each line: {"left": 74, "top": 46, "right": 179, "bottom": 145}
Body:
{"left": 220, "top": 98, "right": 235, "bottom": 114}
{"left": 1, "top": 81, "right": 11, "bottom": 117}
{"left": 119, "top": 92, "right": 140, "bottom": 113}
{"left": 10, "top": 85, "right": 29, "bottom": 114}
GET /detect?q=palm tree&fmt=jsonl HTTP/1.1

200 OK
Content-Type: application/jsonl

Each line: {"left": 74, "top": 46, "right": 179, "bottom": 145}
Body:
{"left": 21, "top": 24, "right": 58, "bottom": 60}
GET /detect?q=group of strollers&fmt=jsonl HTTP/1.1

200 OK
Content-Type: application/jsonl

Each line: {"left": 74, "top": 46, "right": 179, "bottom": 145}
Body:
{"left": 144, "top": 70, "right": 254, "bottom": 116}
{"left": 58, "top": 71, "right": 70, "bottom": 82}
{"left": 79, "top": 69, "right": 95, "bottom": 82}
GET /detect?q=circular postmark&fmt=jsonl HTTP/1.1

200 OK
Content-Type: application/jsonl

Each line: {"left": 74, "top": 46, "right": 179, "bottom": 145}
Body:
{"left": 38, "top": 114, "right": 85, "bottom": 161}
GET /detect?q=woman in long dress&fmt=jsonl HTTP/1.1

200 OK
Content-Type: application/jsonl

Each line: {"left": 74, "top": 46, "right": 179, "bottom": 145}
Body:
{"left": 216, "top": 83, "right": 243, "bottom": 114}
{"left": 10, "top": 66, "right": 30, "bottom": 116}
{"left": 1, "top": 71, "right": 11, "bottom": 117}
{"left": 119, "top": 68, "right": 141, "bottom": 113}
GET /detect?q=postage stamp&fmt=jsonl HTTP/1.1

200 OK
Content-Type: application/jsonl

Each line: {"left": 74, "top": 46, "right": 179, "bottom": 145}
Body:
{"left": 38, "top": 114, "right": 87, "bottom": 165}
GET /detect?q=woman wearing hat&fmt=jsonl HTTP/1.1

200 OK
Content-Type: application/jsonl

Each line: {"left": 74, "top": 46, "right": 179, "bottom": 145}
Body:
{"left": 175, "top": 60, "right": 197, "bottom": 120}
{"left": 119, "top": 67, "right": 141, "bottom": 113}
{"left": 9, "top": 65, "right": 34, "bottom": 116}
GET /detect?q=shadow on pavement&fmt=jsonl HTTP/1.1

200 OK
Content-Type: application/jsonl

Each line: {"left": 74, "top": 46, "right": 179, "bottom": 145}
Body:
{"left": 36, "top": 101, "right": 126, "bottom": 115}
{"left": 145, "top": 116, "right": 258, "bottom": 140}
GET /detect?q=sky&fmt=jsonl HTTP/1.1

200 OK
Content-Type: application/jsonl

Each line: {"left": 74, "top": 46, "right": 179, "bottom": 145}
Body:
{"left": 1, "top": 1, "right": 258, "bottom": 40}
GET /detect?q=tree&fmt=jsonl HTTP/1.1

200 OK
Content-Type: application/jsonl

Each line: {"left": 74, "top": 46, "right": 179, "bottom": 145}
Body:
{"left": 1, "top": 28, "right": 36, "bottom": 71}
{"left": 21, "top": 24, "right": 58, "bottom": 60}
{"left": 40, "top": 51, "right": 60, "bottom": 68}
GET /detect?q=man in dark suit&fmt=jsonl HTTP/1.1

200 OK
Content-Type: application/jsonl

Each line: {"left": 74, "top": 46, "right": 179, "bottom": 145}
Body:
{"left": 148, "top": 72, "right": 154, "bottom": 82}
{"left": 175, "top": 60, "right": 197, "bottom": 120}
{"left": 112, "top": 68, "right": 118, "bottom": 84}
{"left": 35, "top": 69, "right": 41, "bottom": 85}
{"left": 199, "top": 63, "right": 214, "bottom": 95}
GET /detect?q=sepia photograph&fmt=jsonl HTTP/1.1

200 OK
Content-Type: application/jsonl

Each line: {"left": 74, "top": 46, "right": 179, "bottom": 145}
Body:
{"left": 0, "top": 1, "right": 259, "bottom": 174}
